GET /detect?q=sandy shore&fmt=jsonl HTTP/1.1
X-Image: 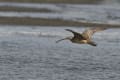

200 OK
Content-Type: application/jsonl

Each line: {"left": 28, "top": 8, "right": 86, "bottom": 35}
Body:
{"left": 0, "top": 7, "right": 53, "bottom": 12}
{"left": 0, "top": 17, "right": 119, "bottom": 27}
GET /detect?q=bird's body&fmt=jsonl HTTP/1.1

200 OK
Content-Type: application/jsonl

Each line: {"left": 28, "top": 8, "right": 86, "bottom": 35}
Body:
{"left": 69, "top": 34, "right": 96, "bottom": 46}
{"left": 70, "top": 37, "right": 88, "bottom": 44}
{"left": 56, "top": 27, "right": 107, "bottom": 46}
{"left": 71, "top": 39, "right": 88, "bottom": 44}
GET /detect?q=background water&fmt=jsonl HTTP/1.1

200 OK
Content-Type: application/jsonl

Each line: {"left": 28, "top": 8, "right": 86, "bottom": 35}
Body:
{"left": 0, "top": 2, "right": 120, "bottom": 24}
{"left": 0, "top": 0, "right": 120, "bottom": 80}
{"left": 0, "top": 25, "right": 120, "bottom": 80}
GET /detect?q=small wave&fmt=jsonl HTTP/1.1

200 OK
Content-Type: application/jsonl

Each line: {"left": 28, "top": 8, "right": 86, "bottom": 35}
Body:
{"left": 0, "top": 3, "right": 120, "bottom": 24}
{"left": 0, "top": 31, "right": 62, "bottom": 37}
{"left": 0, "top": 29, "right": 120, "bottom": 40}
{"left": 0, "top": 12, "right": 61, "bottom": 18}
{"left": 0, "top": 2, "right": 62, "bottom": 11}
{"left": 0, "top": 25, "right": 120, "bottom": 39}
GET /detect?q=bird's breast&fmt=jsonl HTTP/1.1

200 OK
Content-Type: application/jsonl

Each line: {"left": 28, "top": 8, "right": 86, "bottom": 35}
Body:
{"left": 71, "top": 39, "right": 88, "bottom": 44}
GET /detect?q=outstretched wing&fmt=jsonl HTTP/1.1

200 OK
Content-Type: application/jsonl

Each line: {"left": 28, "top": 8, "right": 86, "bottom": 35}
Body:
{"left": 82, "top": 27, "right": 107, "bottom": 40}
{"left": 65, "top": 29, "right": 85, "bottom": 40}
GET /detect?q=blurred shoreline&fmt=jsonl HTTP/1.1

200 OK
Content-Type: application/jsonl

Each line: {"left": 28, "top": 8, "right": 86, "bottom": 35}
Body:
{"left": 0, "top": 17, "right": 120, "bottom": 28}
{"left": 0, "top": 0, "right": 102, "bottom": 4}
{"left": 0, "top": 1, "right": 120, "bottom": 27}
{"left": 0, "top": 6, "right": 53, "bottom": 12}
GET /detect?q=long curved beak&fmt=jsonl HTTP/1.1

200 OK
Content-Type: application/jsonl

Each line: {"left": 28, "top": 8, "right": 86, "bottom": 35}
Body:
{"left": 56, "top": 38, "right": 68, "bottom": 43}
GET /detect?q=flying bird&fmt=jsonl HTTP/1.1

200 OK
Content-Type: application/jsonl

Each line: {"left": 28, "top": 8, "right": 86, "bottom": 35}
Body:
{"left": 56, "top": 27, "right": 107, "bottom": 46}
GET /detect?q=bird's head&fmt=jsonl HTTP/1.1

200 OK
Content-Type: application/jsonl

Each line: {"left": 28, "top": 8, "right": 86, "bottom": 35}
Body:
{"left": 56, "top": 36, "right": 72, "bottom": 43}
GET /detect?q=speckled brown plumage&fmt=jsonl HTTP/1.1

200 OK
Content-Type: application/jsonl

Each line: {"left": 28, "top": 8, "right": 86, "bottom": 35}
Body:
{"left": 56, "top": 27, "right": 107, "bottom": 46}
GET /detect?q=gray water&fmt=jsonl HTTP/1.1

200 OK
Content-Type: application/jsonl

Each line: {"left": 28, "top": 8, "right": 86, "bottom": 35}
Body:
{"left": 0, "top": 25, "right": 120, "bottom": 80}
{"left": 0, "top": 1, "right": 120, "bottom": 80}
{"left": 0, "top": 2, "right": 120, "bottom": 24}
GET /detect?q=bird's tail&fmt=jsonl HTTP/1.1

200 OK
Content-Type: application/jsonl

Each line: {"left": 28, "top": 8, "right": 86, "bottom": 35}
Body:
{"left": 88, "top": 41, "right": 97, "bottom": 46}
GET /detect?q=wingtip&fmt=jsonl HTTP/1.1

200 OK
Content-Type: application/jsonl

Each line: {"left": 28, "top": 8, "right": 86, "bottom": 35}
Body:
{"left": 92, "top": 27, "right": 108, "bottom": 31}
{"left": 65, "top": 29, "right": 70, "bottom": 31}
{"left": 65, "top": 29, "right": 74, "bottom": 32}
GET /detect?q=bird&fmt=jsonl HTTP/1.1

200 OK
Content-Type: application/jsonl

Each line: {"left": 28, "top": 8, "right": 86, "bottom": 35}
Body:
{"left": 56, "top": 27, "right": 107, "bottom": 46}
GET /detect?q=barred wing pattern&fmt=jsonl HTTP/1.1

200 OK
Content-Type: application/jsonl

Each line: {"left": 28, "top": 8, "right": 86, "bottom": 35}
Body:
{"left": 82, "top": 27, "right": 107, "bottom": 40}
{"left": 65, "top": 29, "right": 85, "bottom": 40}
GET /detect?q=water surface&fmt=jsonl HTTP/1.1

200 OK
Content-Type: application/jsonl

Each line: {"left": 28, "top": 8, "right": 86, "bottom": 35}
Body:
{"left": 0, "top": 2, "right": 120, "bottom": 25}
{"left": 0, "top": 25, "right": 120, "bottom": 80}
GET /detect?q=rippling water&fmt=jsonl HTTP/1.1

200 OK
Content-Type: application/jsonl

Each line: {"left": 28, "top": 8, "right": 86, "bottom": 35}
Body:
{"left": 0, "top": 1, "right": 120, "bottom": 80}
{"left": 0, "top": 2, "right": 120, "bottom": 25}
{"left": 0, "top": 25, "right": 120, "bottom": 80}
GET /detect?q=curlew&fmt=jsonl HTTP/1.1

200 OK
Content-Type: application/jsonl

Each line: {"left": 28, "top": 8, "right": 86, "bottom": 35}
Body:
{"left": 56, "top": 27, "right": 107, "bottom": 46}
